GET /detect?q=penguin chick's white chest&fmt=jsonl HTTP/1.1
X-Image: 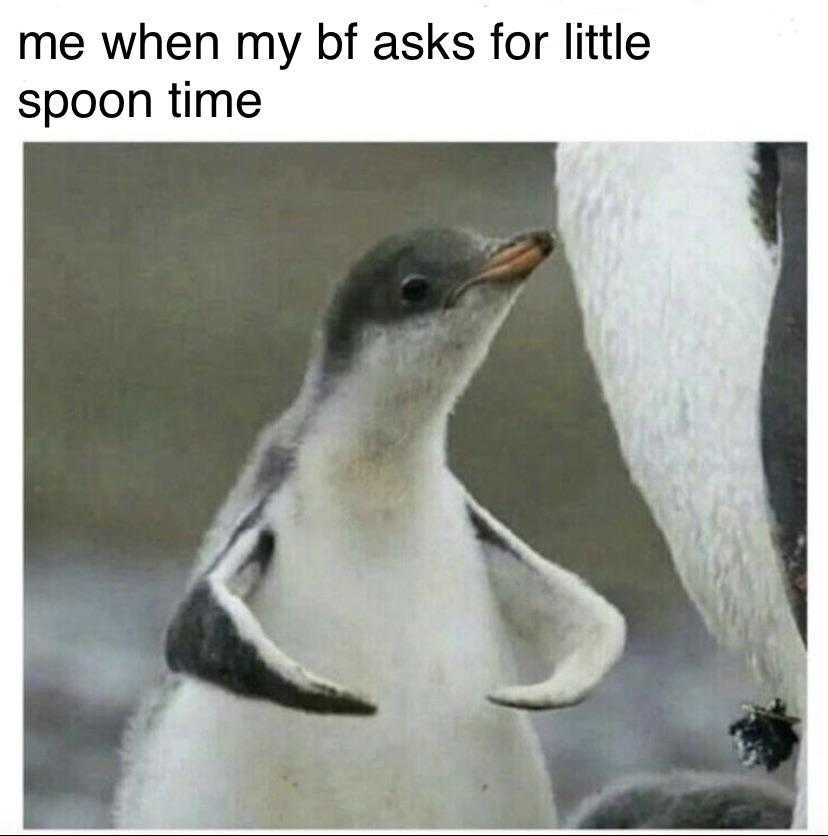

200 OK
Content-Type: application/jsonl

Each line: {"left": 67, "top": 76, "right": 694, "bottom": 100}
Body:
{"left": 261, "top": 452, "right": 512, "bottom": 709}
{"left": 128, "top": 461, "right": 555, "bottom": 829}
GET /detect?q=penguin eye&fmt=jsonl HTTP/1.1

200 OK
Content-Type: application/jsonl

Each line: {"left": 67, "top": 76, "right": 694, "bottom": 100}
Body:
{"left": 400, "top": 275, "right": 430, "bottom": 304}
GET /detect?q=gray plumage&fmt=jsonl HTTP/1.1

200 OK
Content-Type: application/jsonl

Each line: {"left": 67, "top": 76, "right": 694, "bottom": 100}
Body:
{"left": 568, "top": 771, "right": 793, "bottom": 830}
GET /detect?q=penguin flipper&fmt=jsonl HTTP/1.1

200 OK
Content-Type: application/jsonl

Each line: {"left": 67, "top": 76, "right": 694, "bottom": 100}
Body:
{"left": 165, "top": 523, "right": 378, "bottom": 716}
{"left": 464, "top": 493, "right": 626, "bottom": 710}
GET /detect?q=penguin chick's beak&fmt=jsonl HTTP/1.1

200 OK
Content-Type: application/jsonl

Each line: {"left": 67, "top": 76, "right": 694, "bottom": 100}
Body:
{"left": 445, "top": 230, "right": 555, "bottom": 309}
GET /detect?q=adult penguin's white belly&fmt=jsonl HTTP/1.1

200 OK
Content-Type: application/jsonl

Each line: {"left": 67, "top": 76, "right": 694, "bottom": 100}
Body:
{"left": 556, "top": 142, "right": 805, "bottom": 710}
{"left": 121, "top": 465, "right": 554, "bottom": 829}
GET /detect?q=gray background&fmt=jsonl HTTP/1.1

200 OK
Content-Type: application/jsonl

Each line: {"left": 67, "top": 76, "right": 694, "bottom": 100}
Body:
{"left": 24, "top": 144, "right": 796, "bottom": 827}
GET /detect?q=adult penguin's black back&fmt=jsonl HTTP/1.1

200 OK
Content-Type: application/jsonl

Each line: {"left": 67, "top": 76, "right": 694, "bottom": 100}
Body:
{"left": 758, "top": 142, "right": 807, "bottom": 642}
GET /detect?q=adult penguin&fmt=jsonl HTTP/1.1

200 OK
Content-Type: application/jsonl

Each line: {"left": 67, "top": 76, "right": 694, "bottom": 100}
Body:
{"left": 556, "top": 142, "right": 806, "bottom": 825}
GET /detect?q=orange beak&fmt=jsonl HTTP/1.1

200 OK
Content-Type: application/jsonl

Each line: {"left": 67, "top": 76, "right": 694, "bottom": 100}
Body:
{"left": 445, "top": 230, "right": 555, "bottom": 308}
{"left": 475, "top": 231, "right": 555, "bottom": 285}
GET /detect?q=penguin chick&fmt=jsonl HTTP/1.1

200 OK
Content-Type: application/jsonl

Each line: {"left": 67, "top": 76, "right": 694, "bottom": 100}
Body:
{"left": 115, "top": 227, "right": 626, "bottom": 828}
{"left": 568, "top": 770, "right": 794, "bottom": 829}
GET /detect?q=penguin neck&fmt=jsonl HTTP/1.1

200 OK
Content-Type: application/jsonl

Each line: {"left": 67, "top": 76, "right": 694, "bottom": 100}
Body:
{"left": 294, "top": 361, "right": 453, "bottom": 511}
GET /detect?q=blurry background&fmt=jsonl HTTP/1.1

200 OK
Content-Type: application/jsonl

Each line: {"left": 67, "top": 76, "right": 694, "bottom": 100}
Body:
{"left": 24, "top": 144, "right": 799, "bottom": 827}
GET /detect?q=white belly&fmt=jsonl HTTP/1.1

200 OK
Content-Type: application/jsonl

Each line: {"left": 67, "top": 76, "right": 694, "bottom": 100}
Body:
{"left": 117, "top": 481, "right": 555, "bottom": 828}
{"left": 556, "top": 143, "right": 806, "bottom": 710}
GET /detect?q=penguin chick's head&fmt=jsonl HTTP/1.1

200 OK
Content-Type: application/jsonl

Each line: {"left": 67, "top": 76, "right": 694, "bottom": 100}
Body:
{"left": 319, "top": 227, "right": 554, "bottom": 413}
